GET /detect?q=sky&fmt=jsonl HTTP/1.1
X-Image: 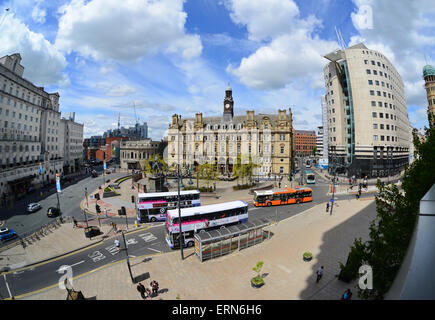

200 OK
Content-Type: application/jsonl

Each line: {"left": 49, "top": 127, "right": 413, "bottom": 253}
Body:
{"left": 0, "top": 0, "right": 434, "bottom": 139}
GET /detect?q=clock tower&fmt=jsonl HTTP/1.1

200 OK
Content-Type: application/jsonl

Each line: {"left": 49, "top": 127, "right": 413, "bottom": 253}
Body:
{"left": 223, "top": 83, "right": 234, "bottom": 122}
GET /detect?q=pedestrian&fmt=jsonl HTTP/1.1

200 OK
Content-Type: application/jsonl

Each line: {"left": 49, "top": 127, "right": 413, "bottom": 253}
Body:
{"left": 341, "top": 289, "right": 352, "bottom": 300}
{"left": 152, "top": 280, "right": 159, "bottom": 295}
{"left": 316, "top": 266, "right": 324, "bottom": 283}
{"left": 145, "top": 287, "right": 152, "bottom": 299}
{"left": 104, "top": 208, "right": 108, "bottom": 218}
{"left": 136, "top": 282, "right": 146, "bottom": 299}
{"left": 73, "top": 218, "right": 78, "bottom": 229}
{"left": 114, "top": 239, "right": 120, "bottom": 251}
{"left": 326, "top": 202, "right": 329, "bottom": 212}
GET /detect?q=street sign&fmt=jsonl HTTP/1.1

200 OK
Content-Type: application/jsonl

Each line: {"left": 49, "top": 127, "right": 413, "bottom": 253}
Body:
{"left": 39, "top": 163, "right": 43, "bottom": 174}
{"left": 330, "top": 198, "right": 334, "bottom": 203}
{"left": 56, "top": 173, "right": 61, "bottom": 193}
{"left": 103, "top": 161, "right": 106, "bottom": 170}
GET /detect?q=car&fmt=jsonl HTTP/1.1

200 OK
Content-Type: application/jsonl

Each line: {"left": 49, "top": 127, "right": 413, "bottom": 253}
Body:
{"left": 47, "top": 207, "right": 61, "bottom": 218}
{"left": 91, "top": 170, "right": 98, "bottom": 177}
{"left": 0, "top": 228, "right": 17, "bottom": 242}
{"left": 27, "top": 202, "right": 42, "bottom": 213}
{"left": 106, "top": 169, "right": 111, "bottom": 174}
{"left": 27, "top": 186, "right": 36, "bottom": 194}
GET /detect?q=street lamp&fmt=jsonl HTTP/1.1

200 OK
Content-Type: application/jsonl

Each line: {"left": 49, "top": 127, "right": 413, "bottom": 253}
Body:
{"left": 45, "top": 151, "right": 61, "bottom": 211}
{"left": 177, "top": 125, "right": 184, "bottom": 260}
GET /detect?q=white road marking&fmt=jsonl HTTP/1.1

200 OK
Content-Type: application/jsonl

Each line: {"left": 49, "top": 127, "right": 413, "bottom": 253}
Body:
{"left": 277, "top": 264, "right": 292, "bottom": 274}
{"left": 3, "top": 274, "right": 12, "bottom": 298}
{"left": 139, "top": 233, "right": 158, "bottom": 242}
{"left": 147, "top": 247, "right": 161, "bottom": 253}
{"left": 55, "top": 260, "right": 85, "bottom": 272}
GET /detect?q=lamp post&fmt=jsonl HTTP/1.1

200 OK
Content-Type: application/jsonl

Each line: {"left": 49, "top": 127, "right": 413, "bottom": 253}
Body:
{"left": 177, "top": 126, "right": 184, "bottom": 260}
{"left": 121, "top": 230, "right": 135, "bottom": 283}
{"left": 46, "top": 151, "right": 61, "bottom": 211}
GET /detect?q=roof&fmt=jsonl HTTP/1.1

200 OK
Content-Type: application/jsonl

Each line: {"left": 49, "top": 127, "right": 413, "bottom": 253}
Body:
{"left": 167, "top": 200, "right": 248, "bottom": 220}
{"left": 423, "top": 65, "right": 435, "bottom": 78}
{"left": 138, "top": 190, "right": 200, "bottom": 198}
{"left": 194, "top": 217, "right": 270, "bottom": 243}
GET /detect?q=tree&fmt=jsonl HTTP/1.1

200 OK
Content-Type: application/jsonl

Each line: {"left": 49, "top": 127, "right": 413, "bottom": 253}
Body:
{"left": 141, "top": 154, "right": 168, "bottom": 176}
{"left": 198, "top": 163, "right": 217, "bottom": 189}
{"left": 312, "top": 146, "right": 317, "bottom": 156}
{"left": 338, "top": 123, "right": 435, "bottom": 299}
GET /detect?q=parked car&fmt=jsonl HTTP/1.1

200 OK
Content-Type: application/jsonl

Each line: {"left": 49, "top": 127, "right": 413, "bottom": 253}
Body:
{"left": 91, "top": 170, "right": 98, "bottom": 178}
{"left": 0, "top": 228, "right": 17, "bottom": 242}
{"left": 47, "top": 207, "right": 61, "bottom": 218}
{"left": 106, "top": 169, "right": 111, "bottom": 174}
{"left": 27, "top": 202, "right": 42, "bottom": 213}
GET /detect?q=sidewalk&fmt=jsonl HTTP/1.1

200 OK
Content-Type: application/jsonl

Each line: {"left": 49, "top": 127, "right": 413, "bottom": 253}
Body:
{"left": 20, "top": 197, "right": 376, "bottom": 300}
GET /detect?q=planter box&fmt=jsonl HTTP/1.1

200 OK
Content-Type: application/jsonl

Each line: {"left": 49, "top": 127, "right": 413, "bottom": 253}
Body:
{"left": 251, "top": 280, "right": 264, "bottom": 289}
{"left": 102, "top": 191, "right": 120, "bottom": 198}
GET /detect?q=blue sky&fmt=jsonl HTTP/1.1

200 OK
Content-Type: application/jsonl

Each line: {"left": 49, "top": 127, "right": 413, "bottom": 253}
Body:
{"left": 1, "top": 0, "right": 434, "bottom": 139}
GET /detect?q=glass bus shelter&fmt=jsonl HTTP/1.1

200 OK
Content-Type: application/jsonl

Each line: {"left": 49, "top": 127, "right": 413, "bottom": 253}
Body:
{"left": 194, "top": 218, "right": 271, "bottom": 262}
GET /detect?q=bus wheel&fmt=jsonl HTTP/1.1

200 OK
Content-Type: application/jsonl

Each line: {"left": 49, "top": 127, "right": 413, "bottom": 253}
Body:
{"left": 150, "top": 217, "right": 157, "bottom": 222}
{"left": 267, "top": 202, "right": 272, "bottom": 207}
{"left": 296, "top": 199, "right": 301, "bottom": 204}
{"left": 187, "top": 241, "right": 194, "bottom": 247}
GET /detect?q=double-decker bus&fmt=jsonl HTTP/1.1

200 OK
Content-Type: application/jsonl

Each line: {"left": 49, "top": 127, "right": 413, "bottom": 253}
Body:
{"left": 165, "top": 200, "right": 249, "bottom": 248}
{"left": 304, "top": 170, "right": 315, "bottom": 184}
{"left": 137, "top": 190, "right": 200, "bottom": 223}
{"left": 253, "top": 187, "right": 313, "bottom": 207}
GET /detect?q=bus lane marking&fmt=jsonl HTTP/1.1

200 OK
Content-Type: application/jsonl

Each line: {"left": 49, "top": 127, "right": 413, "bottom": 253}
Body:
{"left": 138, "top": 232, "right": 157, "bottom": 243}
{"left": 88, "top": 250, "right": 106, "bottom": 262}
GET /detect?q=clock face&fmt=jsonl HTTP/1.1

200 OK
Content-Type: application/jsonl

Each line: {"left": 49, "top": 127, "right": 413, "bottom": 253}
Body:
{"left": 225, "top": 103, "right": 230, "bottom": 109}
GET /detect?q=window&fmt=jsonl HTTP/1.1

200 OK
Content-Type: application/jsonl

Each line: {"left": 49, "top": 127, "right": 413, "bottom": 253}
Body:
{"left": 366, "top": 69, "right": 371, "bottom": 74}
{"left": 380, "top": 124, "right": 384, "bottom": 129}
{"left": 381, "top": 136, "right": 385, "bottom": 141}
{"left": 373, "top": 124, "right": 378, "bottom": 129}
{"left": 373, "top": 70, "right": 378, "bottom": 75}
{"left": 378, "top": 102, "right": 382, "bottom": 107}
{"left": 386, "top": 114, "right": 389, "bottom": 119}
{"left": 379, "top": 113, "right": 384, "bottom": 118}
{"left": 380, "top": 71, "right": 383, "bottom": 76}
{"left": 375, "top": 80, "right": 379, "bottom": 85}
{"left": 370, "top": 90, "right": 375, "bottom": 96}
{"left": 368, "top": 80, "right": 373, "bottom": 85}
{"left": 371, "top": 60, "right": 375, "bottom": 65}
{"left": 371, "top": 101, "right": 376, "bottom": 107}
{"left": 372, "top": 112, "right": 377, "bottom": 118}
{"left": 364, "top": 60, "right": 368, "bottom": 64}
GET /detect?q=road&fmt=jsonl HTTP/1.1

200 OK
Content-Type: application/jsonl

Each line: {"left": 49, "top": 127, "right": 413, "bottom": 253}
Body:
{"left": 0, "top": 165, "right": 134, "bottom": 249}
{"left": 0, "top": 168, "right": 377, "bottom": 299}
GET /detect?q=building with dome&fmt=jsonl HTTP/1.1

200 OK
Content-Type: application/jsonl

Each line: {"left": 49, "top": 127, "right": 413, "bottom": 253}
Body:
{"left": 423, "top": 64, "right": 435, "bottom": 127}
{"left": 167, "top": 86, "right": 295, "bottom": 176}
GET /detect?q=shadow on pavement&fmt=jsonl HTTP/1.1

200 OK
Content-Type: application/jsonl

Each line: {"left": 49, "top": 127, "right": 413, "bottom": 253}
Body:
{"left": 299, "top": 201, "right": 377, "bottom": 300}
{"left": 133, "top": 272, "right": 150, "bottom": 284}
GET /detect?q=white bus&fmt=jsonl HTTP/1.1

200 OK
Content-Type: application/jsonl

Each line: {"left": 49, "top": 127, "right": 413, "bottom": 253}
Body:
{"left": 165, "top": 200, "right": 249, "bottom": 248}
{"left": 137, "top": 190, "right": 201, "bottom": 223}
{"left": 305, "top": 159, "right": 311, "bottom": 168}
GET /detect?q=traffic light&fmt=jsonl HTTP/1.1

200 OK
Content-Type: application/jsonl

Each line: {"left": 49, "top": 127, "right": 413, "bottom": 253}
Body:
{"left": 95, "top": 204, "right": 101, "bottom": 213}
{"left": 131, "top": 195, "right": 135, "bottom": 203}
{"left": 121, "top": 206, "right": 126, "bottom": 216}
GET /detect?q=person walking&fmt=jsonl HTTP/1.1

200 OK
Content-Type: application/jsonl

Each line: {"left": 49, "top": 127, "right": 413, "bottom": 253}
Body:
{"left": 326, "top": 202, "right": 329, "bottom": 213}
{"left": 114, "top": 239, "right": 120, "bottom": 251}
{"left": 136, "top": 283, "right": 146, "bottom": 299}
{"left": 73, "top": 218, "right": 78, "bottom": 229}
{"left": 341, "top": 289, "right": 352, "bottom": 300}
{"left": 152, "top": 280, "right": 159, "bottom": 296}
{"left": 316, "top": 266, "right": 324, "bottom": 283}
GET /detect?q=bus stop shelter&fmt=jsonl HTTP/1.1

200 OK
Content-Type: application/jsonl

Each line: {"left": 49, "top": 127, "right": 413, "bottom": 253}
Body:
{"left": 194, "top": 218, "right": 271, "bottom": 262}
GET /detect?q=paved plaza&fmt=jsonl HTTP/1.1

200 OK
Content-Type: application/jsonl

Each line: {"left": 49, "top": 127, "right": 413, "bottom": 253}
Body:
{"left": 16, "top": 197, "right": 375, "bottom": 300}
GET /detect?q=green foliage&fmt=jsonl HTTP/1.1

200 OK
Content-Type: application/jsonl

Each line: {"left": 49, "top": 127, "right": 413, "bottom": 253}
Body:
{"left": 251, "top": 275, "right": 264, "bottom": 286}
{"left": 183, "top": 186, "right": 214, "bottom": 193}
{"left": 303, "top": 252, "right": 313, "bottom": 259}
{"left": 198, "top": 163, "right": 217, "bottom": 189}
{"left": 339, "top": 124, "right": 435, "bottom": 299}
{"left": 114, "top": 175, "right": 131, "bottom": 184}
{"left": 253, "top": 261, "right": 264, "bottom": 274}
{"left": 141, "top": 154, "right": 168, "bottom": 175}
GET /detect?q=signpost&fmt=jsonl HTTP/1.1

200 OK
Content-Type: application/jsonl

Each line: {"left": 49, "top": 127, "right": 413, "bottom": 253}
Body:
{"left": 55, "top": 173, "right": 61, "bottom": 211}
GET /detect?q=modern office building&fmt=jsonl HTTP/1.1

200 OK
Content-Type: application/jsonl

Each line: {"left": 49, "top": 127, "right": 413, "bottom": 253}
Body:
{"left": 293, "top": 130, "right": 316, "bottom": 157}
{"left": 316, "top": 126, "right": 324, "bottom": 157}
{"left": 323, "top": 43, "right": 411, "bottom": 178}
{"left": 167, "top": 86, "right": 294, "bottom": 176}
{"left": 104, "top": 121, "right": 148, "bottom": 140}
{"left": 0, "top": 53, "right": 65, "bottom": 196}
{"left": 423, "top": 64, "right": 435, "bottom": 127}
{"left": 321, "top": 94, "right": 329, "bottom": 159}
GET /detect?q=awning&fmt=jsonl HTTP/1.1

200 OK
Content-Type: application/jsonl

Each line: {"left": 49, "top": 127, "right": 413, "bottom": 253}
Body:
{"left": 7, "top": 174, "right": 36, "bottom": 185}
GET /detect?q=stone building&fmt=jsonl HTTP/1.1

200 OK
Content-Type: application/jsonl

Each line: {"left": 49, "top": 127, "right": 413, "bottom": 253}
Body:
{"left": 0, "top": 53, "right": 65, "bottom": 195}
{"left": 120, "top": 139, "right": 159, "bottom": 170}
{"left": 423, "top": 64, "right": 435, "bottom": 127}
{"left": 167, "top": 86, "right": 294, "bottom": 176}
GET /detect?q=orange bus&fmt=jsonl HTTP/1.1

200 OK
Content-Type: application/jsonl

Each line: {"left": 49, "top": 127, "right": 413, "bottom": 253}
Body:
{"left": 253, "top": 187, "right": 313, "bottom": 207}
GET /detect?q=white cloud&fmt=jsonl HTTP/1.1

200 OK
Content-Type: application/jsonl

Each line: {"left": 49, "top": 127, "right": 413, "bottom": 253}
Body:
{"left": 350, "top": 0, "right": 435, "bottom": 114}
{"left": 225, "top": 0, "right": 337, "bottom": 90}
{"left": 106, "top": 84, "right": 136, "bottom": 97}
{"left": 55, "top": 0, "right": 202, "bottom": 62}
{"left": 0, "top": 13, "right": 68, "bottom": 86}
{"left": 31, "top": 6, "right": 46, "bottom": 24}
